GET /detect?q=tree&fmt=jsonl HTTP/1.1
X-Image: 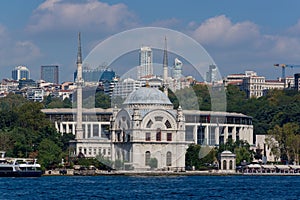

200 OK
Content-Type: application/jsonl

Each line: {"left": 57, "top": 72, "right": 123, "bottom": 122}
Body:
{"left": 185, "top": 144, "right": 217, "bottom": 170}
{"left": 265, "top": 135, "right": 281, "bottom": 162}
{"left": 226, "top": 84, "right": 247, "bottom": 112}
{"left": 175, "top": 87, "right": 199, "bottom": 110}
{"left": 95, "top": 92, "right": 111, "bottom": 108}
{"left": 38, "top": 138, "right": 62, "bottom": 169}
{"left": 267, "top": 122, "right": 300, "bottom": 164}
{"left": 95, "top": 154, "right": 113, "bottom": 170}
{"left": 185, "top": 144, "right": 201, "bottom": 169}
{"left": 218, "top": 139, "right": 253, "bottom": 165}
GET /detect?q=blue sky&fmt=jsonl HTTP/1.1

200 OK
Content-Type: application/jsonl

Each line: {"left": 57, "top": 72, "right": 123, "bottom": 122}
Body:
{"left": 1, "top": 0, "right": 300, "bottom": 82}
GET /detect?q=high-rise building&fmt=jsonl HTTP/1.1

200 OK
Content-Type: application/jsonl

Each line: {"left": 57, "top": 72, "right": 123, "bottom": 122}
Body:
{"left": 206, "top": 64, "right": 217, "bottom": 83}
{"left": 173, "top": 58, "right": 183, "bottom": 80}
{"left": 12, "top": 65, "right": 30, "bottom": 81}
{"left": 41, "top": 65, "right": 59, "bottom": 84}
{"left": 138, "top": 46, "right": 153, "bottom": 79}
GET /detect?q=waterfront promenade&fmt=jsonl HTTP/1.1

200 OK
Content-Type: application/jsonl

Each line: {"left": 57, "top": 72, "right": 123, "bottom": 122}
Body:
{"left": 44, "top": 167, "right": 300, "bottom": 176}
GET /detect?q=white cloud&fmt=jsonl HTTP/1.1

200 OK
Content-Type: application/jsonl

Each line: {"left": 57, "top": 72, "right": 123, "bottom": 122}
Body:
{"left": 189, "top": 15, "right": 300, "bottom": 77}
{"left": 26, "top": 0, "right": 137, "bottom": 33}
{"left": 192, "top": 15, "right": 260, "bottom": 47}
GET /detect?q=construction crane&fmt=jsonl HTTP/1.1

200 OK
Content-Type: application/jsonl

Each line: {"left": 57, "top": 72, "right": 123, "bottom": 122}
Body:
{"left": 274, "top": 64, "right": 300, "bottom": 79}
{"left": 274, "top": 64, "right": 300, "bottom": 88}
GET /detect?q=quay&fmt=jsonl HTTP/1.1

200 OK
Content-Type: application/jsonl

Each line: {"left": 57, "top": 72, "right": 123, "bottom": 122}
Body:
{"left": 43, "top": 168, "right": 300, "bottom": 176}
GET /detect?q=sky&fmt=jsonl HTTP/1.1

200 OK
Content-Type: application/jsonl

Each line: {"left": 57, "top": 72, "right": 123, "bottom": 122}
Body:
{"left": 1, "top": 0, "right": 300, "bottom": 82}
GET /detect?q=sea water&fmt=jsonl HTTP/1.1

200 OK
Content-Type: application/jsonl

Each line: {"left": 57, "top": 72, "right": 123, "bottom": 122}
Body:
{"left": 0, "top": 175, "right": 299, "bottom": 199}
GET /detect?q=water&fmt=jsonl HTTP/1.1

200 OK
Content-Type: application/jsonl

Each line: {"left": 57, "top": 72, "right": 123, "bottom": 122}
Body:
{"left": 0, "top": 175, "right": 300, "bottom": 200}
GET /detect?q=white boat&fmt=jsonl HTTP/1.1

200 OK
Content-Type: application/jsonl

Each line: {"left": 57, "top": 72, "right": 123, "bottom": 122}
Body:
{"left": 0, "top": 151, "right": 43, "bottom": 177}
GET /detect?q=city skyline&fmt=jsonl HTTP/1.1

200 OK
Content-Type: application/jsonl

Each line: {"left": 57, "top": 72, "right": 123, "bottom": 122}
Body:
{"left": 1, "top": 1, "right": 300, "bottom": 81}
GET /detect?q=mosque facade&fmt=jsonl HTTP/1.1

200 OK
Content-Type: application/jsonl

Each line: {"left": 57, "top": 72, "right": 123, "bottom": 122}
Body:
{"left": 110, "top": 87, "right": 189, "bottom": 170}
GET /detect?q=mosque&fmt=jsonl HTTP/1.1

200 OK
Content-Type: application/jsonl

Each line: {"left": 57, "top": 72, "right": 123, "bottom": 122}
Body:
{"left": 42, "top": 34, "right": 253, "bottom": 171}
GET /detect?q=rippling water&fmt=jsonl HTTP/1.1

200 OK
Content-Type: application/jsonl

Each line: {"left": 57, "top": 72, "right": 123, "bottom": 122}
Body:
{"left": 0, "top": 175, "right": 300, "bottom": 199}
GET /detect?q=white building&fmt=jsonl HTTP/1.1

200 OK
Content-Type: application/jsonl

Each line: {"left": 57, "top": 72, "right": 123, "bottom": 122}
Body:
{"left": 173, "top": 58, "right": 183, "bottom": 80}
{"left": 112, "top": 78, "right": 145, "bottom": 99}
{"left": 206, "top": 64, "right": 218, "bottom": 83}
{"left": 242, "top": 74, "right": 266, "bottom": 98}
{"left": 225, "top": 71, "right": 295, "bottom": 98}
{"left": 12, "top": 65, "right": 30, "bottom": 81}
{"left": 26, "top": 88, "right": 44, "bottom": 102}
{"left": 138, "top": 46, "right": 153, "bottom": 79}
{"left": 255, "top": 134, "right": 280, "bottom": 163}
{"left": 110, "top": 87, "right": 189, "bottom": 170}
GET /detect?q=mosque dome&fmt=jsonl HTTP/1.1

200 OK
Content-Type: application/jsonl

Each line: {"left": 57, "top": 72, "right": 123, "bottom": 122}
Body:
{"left": 123, "top": 87, "right": 173, "bottom": 107}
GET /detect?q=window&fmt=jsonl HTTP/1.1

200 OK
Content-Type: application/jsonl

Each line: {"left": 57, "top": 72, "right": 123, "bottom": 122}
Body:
{"left": 93, "top": 124, "right": 99, "bottom": 137}
{"left": 146, "top": 120, "right": 153, "bottom": 128}
{"left": 103, "top": 148, "right": 106, "bottom": 155}
{"left": 223, "top": 160, "right": 227, "bottom": 170}
{"left": 167, "top": 133, "right": 172, "bottom": 141}
{"left": 146, "top": 132, "right": 151, "bottom": 141}
{"left": 145, "top": 151, "right": 151, "bottom": 165}
{"left": 93, "top": 148, "right": 97, "bottom": 155}
{"left": 98, "top": 148, "right": 102, "bottom": 155}
{"left": 108, "top": 148, "right": 111, "bottom": 156}
{"left": 156, "top": 129, "right": 161, "bottom": 141}
{"left": 87, "top": 124, "right": 91, "bottom": 138}
{"left": 88, "top": 148, "right": 92, "bottom": 155}
{"left": 166, "top": 151, "right": 172, "bottom": 166}
{"left": 229, "top": 160, "right": 233, "bottom": 170}
{"left": 165, "top": 120, "right": 171, "bottom": 129}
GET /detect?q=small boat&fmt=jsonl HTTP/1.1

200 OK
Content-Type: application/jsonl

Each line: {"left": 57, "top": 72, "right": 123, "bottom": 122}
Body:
{"left": 0, "top": 151, "right": 43, "bottom": 177}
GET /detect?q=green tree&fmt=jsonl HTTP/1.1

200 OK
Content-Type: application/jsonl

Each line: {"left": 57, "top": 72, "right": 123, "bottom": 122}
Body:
{"left": 175, "top": 87, "right": 199, "bottom": 110}
{"left": 226, "top": 84, "right": 247, "bottom": 112}
{"left": 185, "top": 144, "right": 217, "bottom": 170}
{"left": 95, "top": 91, "right": 111, "bottom": 108}
{"left": 267, "top": 122, "right": 300, "bottom": 163}
{"left": 192, "top": 84, "right": 211, "bottom": 110}
{"left": 38, "top": 138, "right": 62, "bottom": 169}
{"left": 95, "top": 154, "right": 114, "bottom": 170}
{"left": 218, "top": 139, "right": 253, "bottom": 165}
{"left": 62, "top": 98, "right": 72, "bottom": 108}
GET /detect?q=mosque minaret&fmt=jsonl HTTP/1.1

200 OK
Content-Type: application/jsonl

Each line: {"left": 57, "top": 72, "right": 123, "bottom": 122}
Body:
{"left": 163, "top": 36, "right": 169, "bottom": 96}
{"left": 75, "top": 32, "right": 84, "bottom": 140}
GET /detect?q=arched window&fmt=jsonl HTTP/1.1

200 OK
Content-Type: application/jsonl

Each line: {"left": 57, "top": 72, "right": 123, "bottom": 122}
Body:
{"left": 166, "top": 151, "right": 172, "bottom": 166}
{"left": 229, "top": 160, "right": 233, "bottom": 170}
{"left": 223, "top": 160, "right": 227, "bottom": 170}
{"left": 145, "top": 151, "right": 151, "bottom": 166}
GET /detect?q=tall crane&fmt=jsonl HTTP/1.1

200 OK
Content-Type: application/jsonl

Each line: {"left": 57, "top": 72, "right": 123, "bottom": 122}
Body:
{"left": 274, "top": 64, "right": 300, "bottom": 79}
